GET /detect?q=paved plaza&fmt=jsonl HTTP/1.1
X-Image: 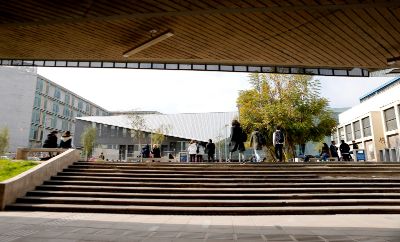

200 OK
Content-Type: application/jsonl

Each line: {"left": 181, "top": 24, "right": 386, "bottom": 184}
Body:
{"left": 0, "top": 212, "right": 399, "bottom": 242}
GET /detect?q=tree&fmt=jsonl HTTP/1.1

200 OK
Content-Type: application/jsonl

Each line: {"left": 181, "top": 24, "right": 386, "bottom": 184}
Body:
{"left": 0, "top": 127, "right": 9, "bottom": 155}
{"left": 151, "top": 124, "right": 171, "bottom": 146}
{"left": 128, "top": 111, "right": 147, "bottom": 159}
{"left": 81, "top": 126, "right": 96, "bottom": 160}
{"left": 237, "top": 73, "right": 337, "bottom": 160}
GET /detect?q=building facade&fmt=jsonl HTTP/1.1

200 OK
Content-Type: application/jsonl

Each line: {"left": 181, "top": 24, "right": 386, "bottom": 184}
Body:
{"left": 0, "top": 67, "right": 109, "bottom": 152}
{"left": 334, "top": 77, "right": 400, "bottom": 161}
{"left": 75, "top": 112, "right": 238, "bottom": 161}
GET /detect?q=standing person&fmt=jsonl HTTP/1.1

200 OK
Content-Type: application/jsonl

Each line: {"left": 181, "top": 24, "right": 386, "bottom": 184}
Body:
{"left": 320, "top": 143, "right": 330, "bottom": 161}
{"left": 151, "top": 144, "right": 161, "bottom": 158}
{"left": 187, "top": 140, "right": 197, "bottom": 162}
{"left": 330, "top": 141, "right": 339, "bottom": 160}
{"left": 229, "top": 119, "right": 245, "bottom": 162}
{"left": 206, "top": 139, "right": 216, "bottom": 162}
{"left": 273, "top": 126, "right": 284, "bottom": 162}
{"left": 59, "top": 131, "right": 72, "bottom": 148}
{"left": 250, "top": 128, "right": 264, "bottom": 162}
{"left": 340, "top": 140, "right": 351, "bottom": 161}
{"left": 196, "top": 142, "right": 205, "bottom": 162}
{"left": 43, "top": 131, "right": 58, "bottom": 157}
{"left": 141, "top": 144, "right": 150, "bottom": 158}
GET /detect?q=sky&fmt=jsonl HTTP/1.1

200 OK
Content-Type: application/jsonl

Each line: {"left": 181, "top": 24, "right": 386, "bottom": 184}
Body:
{"left": 37, "top": 67, "right": 393, "bottom": 114}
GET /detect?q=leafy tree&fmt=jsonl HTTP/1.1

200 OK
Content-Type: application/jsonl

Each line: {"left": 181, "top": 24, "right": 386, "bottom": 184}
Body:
{"left": 0, "top": 127, "right": 9, "bottom": 155}
{"left": 128, "top": 111, "right": 147, "bottom": 159}
{"left": 237, "top": 73, "right": 337, "bottom": 160}
{"left": 151, "top": 124, "right": 171, "bottom": 146}
{"left": 81, "top": 126, "right": 96, "bottom": 160}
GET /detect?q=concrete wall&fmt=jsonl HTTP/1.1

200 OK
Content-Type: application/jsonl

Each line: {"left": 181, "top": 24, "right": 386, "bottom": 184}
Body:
{"left": 0, "top": 67, "right": 37, "bottom": 152}
{"left": 0, "top": 149, "right": 80, "bottom": 210}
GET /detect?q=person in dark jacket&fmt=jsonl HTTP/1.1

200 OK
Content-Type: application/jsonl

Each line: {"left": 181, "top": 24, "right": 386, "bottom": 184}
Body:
{"left": 141, "top": 144, "right": 151, "bottom": 158}
{"left": 330, "top": 141, "right": 339, "bottom": 160}
{"left": 59, "top": 131, "right": 72, "bottom": 148}
{"left": 206, "top": 139, "right": 216, "bottom": 162}
{"left": 340, "top": 140, "right": 351, "bottom": 161}
{"left": 151, "top": 144, "right": 161, "bottom": 158}
{"left": 43, "top": 131, "right": 58, "bottom": 158}
{"left": 229, "top": 119, "right": 245, "bottom": 162}
{"left": 43, "top": 131, "right": 58, "bottom": 148}
{"left": 320, "top": 143, "right": 330, "bottom": 161}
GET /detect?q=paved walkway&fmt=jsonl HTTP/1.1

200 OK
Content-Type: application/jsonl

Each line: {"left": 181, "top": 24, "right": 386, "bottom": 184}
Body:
{"left": 0, "top": 212, "right": 399, "bottom": 242}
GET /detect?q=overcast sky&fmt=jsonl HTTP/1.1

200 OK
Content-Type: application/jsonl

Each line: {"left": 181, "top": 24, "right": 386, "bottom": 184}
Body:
{"left": 37, "top": 67, "right": 393, "bottom": 114}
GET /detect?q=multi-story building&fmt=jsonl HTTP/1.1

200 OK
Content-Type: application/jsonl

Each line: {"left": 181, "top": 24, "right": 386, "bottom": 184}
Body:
{"left": 334, "top": 77, "right": 400, "bottom": 161}
{"left": 0, "top": 66, "right": 109, "bottom": 152}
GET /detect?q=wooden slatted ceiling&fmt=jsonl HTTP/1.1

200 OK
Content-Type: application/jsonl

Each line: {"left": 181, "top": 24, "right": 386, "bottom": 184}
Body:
{"left": 0, "top": 0, "right": 399, "bottom": 70}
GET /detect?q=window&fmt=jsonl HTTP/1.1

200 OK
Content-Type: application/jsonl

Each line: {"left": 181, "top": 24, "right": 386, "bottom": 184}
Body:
{"left": 384, "top": 107, "right": 398, "bottom": 131}
{"left": 33, "top": 94, "right": 41, "bottom": 108}
{"left": 122, "top": 128, "right": 127, "bottom": 137}
{"left": 29, "top": 126, "right": 38, "bottom": 140}
{"left": 98, "top": 124, "right": 102, "bottom": 137}
{"left": 362, "top": 117, "right": 372, "bottom": 137}
{"left": 387, "top": 134, "right": 400, "bottom": 148}
{"left": 54, "top": 87, "right": 61, "bottom": 99}
{"left": 51, "top": 115, "right": 57, "bottom": 128}
{"left": 353, "top": 121, "right": 361, "bottom": 139}
{"left": 62, "top": 119, "right": 68, "bottom": 130}
{"left": 96, "top": 109, "right": 100, "bottom": 116}
{"left": 78, "top": 100, "right": 83, "bottom": 110}
{"left": 52, "top": 103, "right": 59, "bottom": 114}
{"left": 345, "top": 124, "right": 352, "bottom": 141}
{"left": 365, "top": 140, "right": 375, "bottom": 160}
{"left": 86, "top": 104, "right": 90, "bottom": 113}
{"left": 110, "top": 126, "right": 115, "bottom": 137}
{"left": 31, "top": 109, "right": 40, "bottom": 124}
{"left": 63, "top": 107, "right": 70, "bottom": 117}
{"left": 338, "top": 127, "right": 345, "bottom": 141}
{"left": 36, "top": 79, "right": 44, "bottom": 92}
{"left": 65, "top": 94, "right": 70, "bottom": 105}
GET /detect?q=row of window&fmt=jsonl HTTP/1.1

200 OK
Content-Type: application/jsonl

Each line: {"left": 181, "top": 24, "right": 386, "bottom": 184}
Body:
{"left": 338, "top": 116, "right": 372, "bottom": 142}
{"left": 36, "top": 78, "right": 108, "bottom": 116}
{"left": 337, "top": 105, "right": 400, "bottom": 142}
{"left": 31, "top": 110, "right": 74, "bottom": 130}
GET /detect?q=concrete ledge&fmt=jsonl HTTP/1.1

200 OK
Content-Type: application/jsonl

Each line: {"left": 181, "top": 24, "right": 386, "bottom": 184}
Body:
{"left": 16, "top": 147, "right": 67, "bottom": 160}
{"left": 0, "top": 149, "right": 80, "bottom": 210}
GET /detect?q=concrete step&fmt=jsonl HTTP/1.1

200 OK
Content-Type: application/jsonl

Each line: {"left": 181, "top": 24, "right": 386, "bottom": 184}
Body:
{"left": 43, "top": 180, "right": 400, "bottom": 188}
{"left": 75, "top": 161, "right": 400, "bottom": 167}
{"left": 27, "top": 190, "right": 400, "bottom": 200}
{"left": 69, "top": 163, "right": 400, "bottom": 170}
{"left": 57, "top": 171, "right": 320, "bottom": 179}
{"left": 36, "top": 185, "right": 400, "bottom": 194}
{"left": 16, "top": 196, "right": 400, "bottom": 207}
{"left": 63, "top": 168, "right": 400, "bottom": 173}
{"left": 51, "top": 175, "right": 400, "bottom": 183}
{"left": 7, "top": 203, "right": 400, "bottom": 215}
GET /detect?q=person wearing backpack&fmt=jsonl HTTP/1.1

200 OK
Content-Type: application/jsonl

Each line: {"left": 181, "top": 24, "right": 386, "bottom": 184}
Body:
{"left": 228, "top": 119, "right": 245, "bottom": 162}
{"left": 250, "top": 128, "right": 265, "bottom": 162}
{"left": 273, "top": 126, "right": 284, "bottom": 162}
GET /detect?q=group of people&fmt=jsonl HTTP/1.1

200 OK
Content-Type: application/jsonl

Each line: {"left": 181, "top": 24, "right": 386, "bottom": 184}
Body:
{"left": 43, "top": 130, "right": 73, "bottom": 149}
{"left": 187, "top": 139, "right": 216, "bottom": 162}
{"left": 319, "top": 140, "right": 359, "bottom": 161}
{"left": 228, "top": 119, "right": 284, "bottom": 162}
{"left": 141, "top": 144, "right": 161, "bottom": 158}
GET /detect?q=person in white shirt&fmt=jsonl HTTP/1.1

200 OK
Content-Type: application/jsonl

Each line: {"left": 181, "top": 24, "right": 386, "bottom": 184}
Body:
{"left": 187, "top": 140, "right": 198, "bottom": 162}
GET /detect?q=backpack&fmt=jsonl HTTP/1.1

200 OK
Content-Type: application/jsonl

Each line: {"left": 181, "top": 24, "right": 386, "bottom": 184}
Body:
{"left": 241, "top": 130, "right": 248, "bottom": 142}
{"left": 257, "top": 132, "right": 266, "bottom": 145}
{"left": 276, "top": 130, "right": 284, "bottom": 143}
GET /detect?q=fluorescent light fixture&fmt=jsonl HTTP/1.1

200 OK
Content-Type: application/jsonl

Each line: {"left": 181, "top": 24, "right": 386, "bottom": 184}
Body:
{"left": 387, "top": 56, "right": 400, "bottom": 65}
{"left": 123, "top": 32, "right": 174, "bottom": 57}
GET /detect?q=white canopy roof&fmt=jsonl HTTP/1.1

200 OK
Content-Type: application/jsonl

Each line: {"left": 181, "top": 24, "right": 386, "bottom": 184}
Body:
{"left": 77, "top": 112, "right": 238, "bottom": 142}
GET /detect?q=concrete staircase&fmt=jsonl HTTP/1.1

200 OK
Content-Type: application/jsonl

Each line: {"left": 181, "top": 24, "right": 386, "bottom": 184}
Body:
{"left": 6, "top": 161, "right": 400, "bottom": 215}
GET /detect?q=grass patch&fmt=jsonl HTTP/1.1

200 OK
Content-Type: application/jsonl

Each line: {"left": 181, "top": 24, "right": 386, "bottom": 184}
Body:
{"left": 0, "top": 159, "right": 39, "bottom": 182}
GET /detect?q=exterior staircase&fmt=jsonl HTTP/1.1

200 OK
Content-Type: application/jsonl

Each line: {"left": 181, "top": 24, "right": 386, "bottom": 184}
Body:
{"left": 6, "top": 161, "right": 400, "bottom": 215}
